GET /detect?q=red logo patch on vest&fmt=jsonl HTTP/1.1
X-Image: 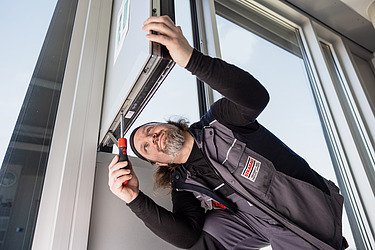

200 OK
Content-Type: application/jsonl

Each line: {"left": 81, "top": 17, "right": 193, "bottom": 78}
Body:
{"left": 241, "top": 156, "right": 261, "bottom": 182}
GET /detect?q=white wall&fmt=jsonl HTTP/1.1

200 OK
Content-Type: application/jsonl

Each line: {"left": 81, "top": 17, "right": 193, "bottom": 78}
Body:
{"left": 88, "top": 153, "right": 179, "bottom": 250}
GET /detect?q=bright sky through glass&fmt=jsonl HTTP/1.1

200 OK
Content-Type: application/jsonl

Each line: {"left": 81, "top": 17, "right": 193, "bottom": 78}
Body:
{"left": 216, "top": 14, "right": 333, "bottom": 177}
{"left": 216, "top": 14, "right": 355, "bottom": 249}
{"left": 0, "top": 0, "right": 58, "bottom": 165}
{"left": 123, "top": 0, "right": 200, "bottom": 157}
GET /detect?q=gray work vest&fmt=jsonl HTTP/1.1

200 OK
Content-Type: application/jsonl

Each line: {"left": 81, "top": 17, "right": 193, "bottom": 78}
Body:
{"left": 184, "top": 119, "right": 344, "bottom": 250}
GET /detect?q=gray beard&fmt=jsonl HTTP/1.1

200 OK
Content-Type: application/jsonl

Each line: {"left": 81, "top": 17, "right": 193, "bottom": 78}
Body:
{"left": 163, "top": 127, "right": 185, "bottom": 158}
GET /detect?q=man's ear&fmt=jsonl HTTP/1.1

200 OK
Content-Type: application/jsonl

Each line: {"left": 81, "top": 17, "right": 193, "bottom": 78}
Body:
{"left": 154, "top": 162, "right": 168, "bottom": 167}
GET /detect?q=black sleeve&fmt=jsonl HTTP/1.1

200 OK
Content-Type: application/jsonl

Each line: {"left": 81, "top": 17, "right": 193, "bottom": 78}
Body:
{"left": 188, "top": 231, "right": 226, "bottom": 250}
{"left": 127, "top": 190, "right": 205, "bottom": 249}
{"left": 185, "top": 49, "right": 270, "bottom": 126}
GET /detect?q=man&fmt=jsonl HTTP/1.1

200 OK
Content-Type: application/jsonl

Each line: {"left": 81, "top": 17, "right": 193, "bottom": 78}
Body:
{"left": 108, "top": 16, "right": 347, "bottom": 249}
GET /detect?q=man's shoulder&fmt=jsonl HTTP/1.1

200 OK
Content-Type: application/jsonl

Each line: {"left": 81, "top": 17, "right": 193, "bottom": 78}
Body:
{"left": 191, "top": 109, "right": 215, "bottom": 127}
{"left": 188, "top": 110, "right": 215, "bottom": 141}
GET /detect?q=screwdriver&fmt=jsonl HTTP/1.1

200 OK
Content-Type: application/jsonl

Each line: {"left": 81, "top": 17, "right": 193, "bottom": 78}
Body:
{"left": 118, "top": 111, "right": 129, "bottom": 185}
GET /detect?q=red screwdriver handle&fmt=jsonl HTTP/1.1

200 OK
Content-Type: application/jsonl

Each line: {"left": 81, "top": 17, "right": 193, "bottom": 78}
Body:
{"left": 118, "top": 138, "right": 128, "bottom": 162}
{"left": 118, "top": 137, "right": 129, "bottom": 185}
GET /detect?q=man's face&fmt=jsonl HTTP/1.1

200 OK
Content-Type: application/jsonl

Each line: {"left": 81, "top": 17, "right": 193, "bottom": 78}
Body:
{"left": 133, "top": 123, "right": 185, "bottom": 164}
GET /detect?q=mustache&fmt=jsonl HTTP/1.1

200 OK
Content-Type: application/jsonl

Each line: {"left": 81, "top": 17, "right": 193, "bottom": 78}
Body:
{"left": 153, "top": 131, "right": 163, "bottom": 151}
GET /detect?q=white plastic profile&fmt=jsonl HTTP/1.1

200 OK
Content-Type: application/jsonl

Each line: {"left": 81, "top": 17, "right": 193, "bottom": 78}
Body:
{"left": 31, "top": 0, "right": 112, "bottom": 249}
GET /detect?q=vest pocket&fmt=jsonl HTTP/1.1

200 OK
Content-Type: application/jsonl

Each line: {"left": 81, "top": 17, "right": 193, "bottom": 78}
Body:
{"left": 204, "top": 125, "right": 274, "bottom": 196}
{"left": 226, "top": 142, "right": 275, "bottom": 196}
{"left": 267, "top": 172, "right": 337, "bottom": 243}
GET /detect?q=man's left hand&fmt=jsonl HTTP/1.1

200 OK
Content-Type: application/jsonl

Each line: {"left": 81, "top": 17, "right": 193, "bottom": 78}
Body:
{"left": 143, "top": 15, "right": 193, "bottom": 67}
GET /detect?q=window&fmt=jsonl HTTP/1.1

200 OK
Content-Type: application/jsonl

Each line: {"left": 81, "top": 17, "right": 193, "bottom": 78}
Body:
{"left": 215, "top": 1, "right": 356, "bottom": 248}
{"left": 320, "top": 41, "right": 374, "bottom": 249}
{"left": 351, "top": 53, "right": 375, "bottom": 112}
{"left": 0, "top": 0, "right": 77, "bottom": 248}
{"left": 123, "top": 0, "right": 200, "bottom": 156}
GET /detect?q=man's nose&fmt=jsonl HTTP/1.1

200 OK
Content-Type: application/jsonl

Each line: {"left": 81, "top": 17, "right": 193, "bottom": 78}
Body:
{"left": 146, "top": 133, "right": 157, "bottom": 145}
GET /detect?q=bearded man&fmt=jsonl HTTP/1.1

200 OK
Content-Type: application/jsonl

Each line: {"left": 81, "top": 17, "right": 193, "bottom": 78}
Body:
{"left": 108, "top": 15, "right": 347, "bottom": 250}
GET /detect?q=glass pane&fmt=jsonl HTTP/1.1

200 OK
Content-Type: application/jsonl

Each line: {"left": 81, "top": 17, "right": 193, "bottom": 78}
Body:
{"left": 0, "top": 1, "right": 56, "bottom": 169}
{"left": 123, "top": 0, "right": 200, "bottom": 156}
{"left": 216, "top": 14, "right": 356, "bottom": 249}
{"left": 0, "top": 0, "right": 78, "bottom": 248}
{"left": 320, "top": 42, "right": 373, "bottom": 249}
{"left": 351, "top": 53, "right": 375, "bottom": 112}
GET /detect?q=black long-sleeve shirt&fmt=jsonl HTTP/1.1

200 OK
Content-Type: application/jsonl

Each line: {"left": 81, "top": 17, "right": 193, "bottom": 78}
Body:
{"left": 128, "top": 49, "right": 328, "bottom": 248}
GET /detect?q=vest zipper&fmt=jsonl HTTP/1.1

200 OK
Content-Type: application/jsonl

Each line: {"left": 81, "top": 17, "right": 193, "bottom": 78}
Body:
{"left": 172, "top": 167, "right": 237, "bottom": 212}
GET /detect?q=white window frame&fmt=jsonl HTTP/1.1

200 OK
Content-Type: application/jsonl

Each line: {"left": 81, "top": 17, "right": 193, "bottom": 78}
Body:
{"left": 32, "top": 0, "right": 112, "bottom": 249}
{"left": 344, "top": 39, "right": 375, "bottom": 139}
{"left": 315, "top": 31, "right": 375, "bottom": 248}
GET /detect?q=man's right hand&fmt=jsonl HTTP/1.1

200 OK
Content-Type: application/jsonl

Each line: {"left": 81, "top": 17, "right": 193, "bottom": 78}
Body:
{"left": 108, "top": 155, "right": 139, "bottom": 203}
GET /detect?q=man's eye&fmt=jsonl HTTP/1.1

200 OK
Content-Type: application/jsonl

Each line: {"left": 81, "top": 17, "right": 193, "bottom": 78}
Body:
{"left": 146, "top": 126, "right": 152, "bottom": 135}
{"left": 144, "top": 143, "right": 149, "bottom": 152}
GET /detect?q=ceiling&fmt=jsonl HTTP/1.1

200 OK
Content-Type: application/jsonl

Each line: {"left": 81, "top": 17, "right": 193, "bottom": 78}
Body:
{"left": 284, "top": 0, "right": 375, "bottom": 52}
{"left": 341, "top": 0, "right": 374, "bottom": 21}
